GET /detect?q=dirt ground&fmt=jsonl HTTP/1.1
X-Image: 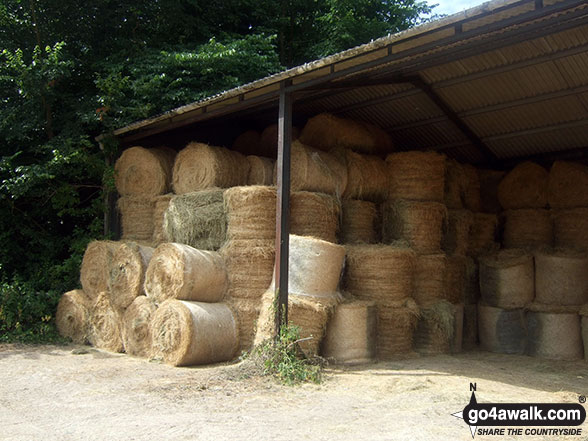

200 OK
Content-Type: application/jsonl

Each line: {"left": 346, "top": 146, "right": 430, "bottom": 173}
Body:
{"left": 0, "top": 344, "right": 586, "bottom": 441}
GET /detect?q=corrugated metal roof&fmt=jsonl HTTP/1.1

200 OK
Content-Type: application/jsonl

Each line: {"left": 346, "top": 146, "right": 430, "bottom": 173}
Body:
{"left": 106, "top": 0, "right": 588, "bottom": 165}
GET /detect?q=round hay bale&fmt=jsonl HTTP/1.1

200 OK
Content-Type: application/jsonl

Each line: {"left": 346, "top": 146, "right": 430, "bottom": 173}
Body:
{"left": 220, "top": 239, "right": 275, "bottom": 300}
{"left": 386, "top": 151, "right": 446, "bottom": 202}
{"left": 553, "top": 208, "right": 588, "bottom": 252}
{"left": 150, "top": 300, "right": 239, "bottom": 366}
{"left": 164, "top": 189, "right": 227, "bottom": 250}
{"left": 382, "top": 200, "right": 446, "bottom": 254}
{"left": 444, "top": 160, "right": 467, "bottom": 209}
{"left": 526, "top": 308, "right": 583, "bottom": 360}
{"left": 463, "top": 164, "right": 481, "bottom": 212}
{"left": 114, "top": 146, "right": 175, "bottom": 196}
{"left": 463, "top": 303, "right": 478, "bottom": 349}
{"left": 151, "top": 194, "right": 173, "bottom": 245}
{"left": 468, "top": 213, "right": 499, "bottom": 256}
{"left": 341, "top": 199, "right": 379, "bottom": 244}
{"left": 118, "top": 196, "right": 155, "bottom": 243}
{"left": 478, "top": 169, "right": 505, "bottom": 214}
{"left": 378, "top": 298, "right": 420, "bottom": 358}
{"left": 479, "top": 250, "right": 534, "bottom": 309}
{"left": 442, "top": 209, "right": 473, "bottom": 256}
{"left": 56, "top": 289, "right": 91, "bottom": 344}
{"left": 259, "top": 124, "right": 300, "bottom": 158}
{"left": 502, "top": 209, "right": 553, "bottom": 250}
{"left": 413, "top": 300, "right": 456, "bottom": 355}
{"left": 445, "top": 256, "right": 466, "bottom": 304}
{"left": 89, "top": 292, "right": 124, "bottom": 353}
{"left": 232, "top": 130, "right": 261, "bottom": 156}
{"left": 246, "top": 156, "right": 274, "bottom": 185}
{"left": 172, "top": 142, "right": 249, "bottom": 194}
{"left": 322, "top": 300, "right": 377, "bottom": 364}
{"left": 464, "top": 257, "right": 480, "bottom": 305}
{"left": 345, "top": 245, "right": 416, "bottom": 302}
{"left": 498, "top": 161, "right": 548, "bottom": 209}
{"left": 414, "top": 254, "right": 447, "bottom": 306}
{"left": 547, "top": 160, "right": 588, "bottom": 208}
{"left": 80, "top": 240, "right": 118, "bottom": 299}
{"left": 226, "top": 298, "right": 261, "bottom": 353}
{"left": 121, "top": 296, "right": 157, "bottom": 358}
{"left": 291, "top": 191, "right": 340, "bottom": 243}
{"left": 478, "top": 303, "right": 526, "bottom": 354}
{"left": 535, "top": 251, "right": 588, "bottom": 306}
{"left": 224, "top": 186, "right": 276, "bottom": 241}
{"left": 144, "top": 243, "right": 227, "bottom": 304}
{"left": 108, "top": 242, "right": 154, "bottom": 311}
{"left": 342, "top": 150, "right": 388, "bottom": 202}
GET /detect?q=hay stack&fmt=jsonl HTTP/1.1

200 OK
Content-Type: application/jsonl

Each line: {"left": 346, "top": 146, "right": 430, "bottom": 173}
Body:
{"left": 479, "top": 250, "right": 534, "bottom": 309}
{"left": 291, "top": 191, "right": 340, "bottom": 243}
{"left": 322, "top": 300, "right": 377, "bottom": 364}
{"left": 445, "top": 256, "right": 466, "bottom": 304}
{"left": 526, "top": 304, "right": 583, "bottom": 360}
{"left": 89, "top": 292, "right": 124, "bottom": 353}
{"left": 227, "top": 298, "right": 261, "bottom": 352}
{"left": 144, "top": 243, "right": 227, "bottom": 303}
{"left": 232, "top": 130, "right": 261, "bottom": 156}
{"left": 220, "top": 239, "right": 275, "bottom": 300}
{"left": 547, "top": 161, "right": 588, "bottom": 208}
{"left": 114, "top": 146, "right": 175, "bottom": 196}
{"left": 468, "top": 213, "right": 499, "bottom": 256}
{"left": 246, "top": 156, "right": 274, "bottom": 185}
{"left": 413, "top": 300, "right": 456, "bottom": 354}
{"left": 342, "top": 150, "right": 389, "bottom": 202}
{"left": 382, "top": 200, "right": 446, "bottom": 254}
{"left": 463, "top": 303, "right": 478, "bottom": 349}
{"left": 452, "top": 304, "right": 464, "bottom": 353}
{"left": 341, "top": 200, "right": 379, "bottom": 244}
{"left": 498, "top": 161, "right": 548, "bottom": 209}
{"left": 478, "top": 169, "right": 505, "bottom": 214}
{"left": 164, "top": 189, "right": 227, "bottom": 250}
{"left": 108, "top": 242, "right": 154, "bottom": 311}
{"left": 442, "top": 209, "right": 473, "bottom": 256}
{"left": 445, "top": 159, "right": 467, "bottom": 208}
{"left": 259, "top": 124, "right": 300, "bottom": 157}
{"left": 287, "top": 141, "right": 348, "bottom": 196}
{"left": 152, "top": 194, "right": 173, "bottom": 245}
{"left": 80, "top": 240, "right": 118, "bottom": 299}
{"left": 378, "top": 298, "right": 420, "bottom": 358}
{"left": 413, "top": 254, "right": 446, "bottom": 306}
{"left": 535, "top": 251, "right": 588, "bottom": 306}
{"left": 464, "top": 257, "right": 480, "bottom": 305}
{"left": 121, "top": 296, "right": 157, "bottom": 358}
{"left": 150, "top": 300, "right": 239, "bottom": 366}
{"left": 478, "top": 304, "right": 526, "bottom": 354}
{"left": 172, "top": 142, "right": 249, "bottom": 194}
{"left": 463, "top": 164, "right": 481, "bottom": 212}
{"left": 553, "top": 208, "right": 588, "bottom": 252}
{"left": 225, "top": 186, "right": 276, "bottom": 241}
{"left": 386, "top": 151, "right": 446, "bottom": 202}
{"left": 56, "top": 290, "right": 91, "bottom": 344}
{"left": 502, "top": 209, "right": 552, "bottom": 249}
{"left": 118, "top": 196, "right": 155, "bottom": 243}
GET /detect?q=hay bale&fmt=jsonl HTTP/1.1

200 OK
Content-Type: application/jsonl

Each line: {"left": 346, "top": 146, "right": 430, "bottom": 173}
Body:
{"left": 535, "top": 251, "right": 588, "bottom": 306}
{"left": 224, "top": 186, "right": 276, "bottom": 241}
{"left": 291, "top": 191, "right": 340, "bottom": 243}
{"left": 553, "top": 208, "right": 588, "bottom": 252}
{"left": 232, "top": 130, "right": 261, "bottom": 156}
{"left": 442, "top": 209, "right": 473, "bottom": 256}
{"left": 413, "top": 254, "right": 446, "bottom": 306}
{"left": 527, "top": 308, "right": 583, "bottom": 360}
{"left": 478, "top": 303, "right": 526, "bottom": 354}
{"left": 226, "top": 298, "right": 260, "bottom": 353}
{"left": 478, "top": 169, "right": 505, "bottom": 214}
{"left": 445, "top": 256, "right": 466, "bottom": 304}
{"left": 342, "top": 150, "right": 389, "bottom": 202}
{"left": 164, "top": 189, "right": 227, "bottom": 250}
{"left": 386, "top": 151, "right": 446, "bottom": 202}
{"left": 150, "top": 300, "right": 239, "bottom": 366}
{"left": 220, "top": 239, "right": 275, "bottom": 300}
{"left": 382, "top": 200, "right": 446, "bottom": 254}
{"left": 548, "top": 161, "right": 588, "bottom": 208}
{"left": 502, "top": 209, "right": 553, "bottom": 250}
{"left": 498, "top": 161, "right": 548, "bottom": 209}
{"left": 464, "top": 257, "right": 480, "bottom": 305}
{"left": 108, "top": 242, "right": 154, "bottom": 312}
{"left": 378, "top": 298, "right": 420, "bottom": 358}
{"left": 114, "top": 146, "right": 175, "bottom": 196}
{"left": 80, "top": 240, "right": 118, "bottom": 299}
{"left": 121, "top": 296, "right": 157, "bottom": 358}
{"left": 56, "top": 289, "right": 91, "bottom": 344}
{"left": 341, "top": 200, "right": 379, "bottom": 244}
{"left": 413, "top": 300, "right": 456, "bottom": 354}
{"left": 479, "top": 250, "right": 534, "bottom": 309}
{"left": 172, "top": 142, "right": 249, "bottom": 194}
{"left": 89, "top": 292, "right": 124, "bottom": 353}
{"left": 463, "top": 164, "right": 481, "bottom": 212}
{"left": 151, "top": 194, "right": 173, "bottom": 245}
{"left": 322, "top": 300, "right": 377, "bottom": 365}
{"left": 444, "top": 160, "right": 466, "bottom": 208}
{"left": 144, "top": 243, "right": 227, "bottom": 304}
{"left": 118, "top": 196, "right": 155, "bottom": 243}
{"left": 468, "top": 213, "right": 499, "bottom": 256}
{"left": 259, "top": 124, "right": 300, "bottom": 157}
{"left": 246, "top": 156, "right": 274, "bottom": 185}
{"left": 462, "top": 303, "right": 478, "bottom": 349}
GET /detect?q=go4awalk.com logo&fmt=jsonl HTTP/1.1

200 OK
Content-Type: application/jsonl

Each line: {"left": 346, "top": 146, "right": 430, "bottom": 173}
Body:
{"left": 451, "top": 383, "right": 586, "bottom": 438}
